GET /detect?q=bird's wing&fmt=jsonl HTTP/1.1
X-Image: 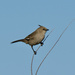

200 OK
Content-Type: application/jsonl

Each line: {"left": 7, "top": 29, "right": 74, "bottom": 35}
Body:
{"left": 25, "top": 30, "right": 37, "bottom": 41}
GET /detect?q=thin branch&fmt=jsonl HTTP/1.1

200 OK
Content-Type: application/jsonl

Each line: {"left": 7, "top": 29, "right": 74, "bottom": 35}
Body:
{"left": 35, "top": 19, "right": 75, "bottom": 75}
{"left": 31, "top": 45, "right": 41, "bottom": 75}
{"left": 31, "top": 54, "right": 34, "bottom": 75}
{"left": 31, "top": 28, "right": 54, "bottom": 75}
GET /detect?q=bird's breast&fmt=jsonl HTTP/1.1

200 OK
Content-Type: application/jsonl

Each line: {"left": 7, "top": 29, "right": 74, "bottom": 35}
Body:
{"left": 30, "top": 33, "right": 45, "bottom": 45}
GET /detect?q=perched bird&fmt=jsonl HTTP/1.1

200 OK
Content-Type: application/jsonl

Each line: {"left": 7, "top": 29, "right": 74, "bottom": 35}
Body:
{"left": 11, "top": 25, "right": 49, "bottom": 55}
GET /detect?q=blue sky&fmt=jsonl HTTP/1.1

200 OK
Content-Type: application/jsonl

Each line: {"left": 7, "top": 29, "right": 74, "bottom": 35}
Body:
{"left": 0, "top": 0, "right": 75, "bottom": 75}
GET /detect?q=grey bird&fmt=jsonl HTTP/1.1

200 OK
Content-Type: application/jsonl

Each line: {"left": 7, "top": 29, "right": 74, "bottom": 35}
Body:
{"left": 11, "top": 25, "right": 49, "bottom": 55}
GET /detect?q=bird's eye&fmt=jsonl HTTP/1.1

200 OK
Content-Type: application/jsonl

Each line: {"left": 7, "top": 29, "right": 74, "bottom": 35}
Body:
{"left": 43, "top": 29, "right": 45, "bottom": 30}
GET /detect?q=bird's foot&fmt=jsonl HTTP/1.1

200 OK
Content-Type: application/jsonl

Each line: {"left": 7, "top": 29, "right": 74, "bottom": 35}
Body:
{"left": 34, "top": 51, "right": 37, "bottom": 55}
{"left": 40, "top": 42, "right": 44, "bottom": 46}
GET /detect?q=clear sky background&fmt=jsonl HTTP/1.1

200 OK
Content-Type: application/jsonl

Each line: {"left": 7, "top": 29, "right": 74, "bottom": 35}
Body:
{"left": 0, "top": 0, "right": 75, "bottom": 75}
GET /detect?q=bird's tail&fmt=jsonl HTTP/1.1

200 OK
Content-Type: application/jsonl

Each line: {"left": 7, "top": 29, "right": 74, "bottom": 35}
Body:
{"left": 11, "top": 39, "right": 24, "bottom": 44}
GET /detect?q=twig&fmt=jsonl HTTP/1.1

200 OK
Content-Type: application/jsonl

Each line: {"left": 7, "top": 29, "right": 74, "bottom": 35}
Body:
{"left": 35, "top": 19, "right": 75, "bottom": 75}
{"left": 31, "top": 28, "right": 54, "bottom": 75}
{"left": 31, "top": 45, "right": 41, "bottom": 75}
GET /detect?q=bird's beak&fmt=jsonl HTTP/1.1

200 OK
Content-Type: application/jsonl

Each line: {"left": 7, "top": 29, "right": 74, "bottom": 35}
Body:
{"left": 46, "top": 29, "right": 49, "bottom": 31}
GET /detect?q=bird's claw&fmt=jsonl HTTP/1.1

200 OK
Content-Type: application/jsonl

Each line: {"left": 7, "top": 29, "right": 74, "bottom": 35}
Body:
{"left": 40, "top": 42, "right": 44, "bottom": 46}
{"left": 34, "top": 51, "right": 37, "bottom": 55}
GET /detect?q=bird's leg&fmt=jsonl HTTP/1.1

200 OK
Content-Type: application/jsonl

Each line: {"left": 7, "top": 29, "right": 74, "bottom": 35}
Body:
{"left": 31, "top": 46, "right": 37, "bottom": 55}
{"left": 40, "top": 42, "right": 44, "bottom": 46}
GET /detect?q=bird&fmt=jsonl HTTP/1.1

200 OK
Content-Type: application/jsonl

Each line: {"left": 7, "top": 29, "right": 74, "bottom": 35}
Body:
{"left": 11, "top": 25, "right": 49, "bottom": 55}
